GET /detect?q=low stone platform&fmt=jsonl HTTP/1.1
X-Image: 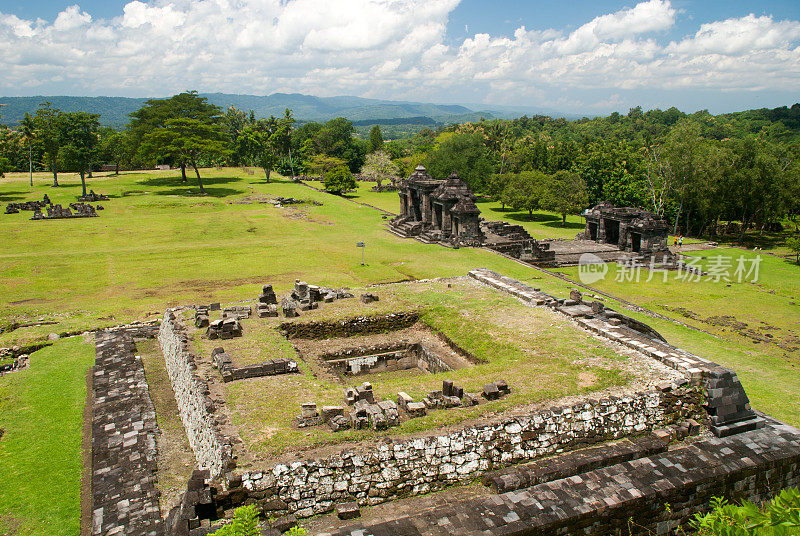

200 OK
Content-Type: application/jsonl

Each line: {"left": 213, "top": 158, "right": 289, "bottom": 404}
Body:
{"left": 321, "top": 419, "right": 800, "bottom": 536}
{"left": 91, "top": 329, "right": 163, "bottom": 536}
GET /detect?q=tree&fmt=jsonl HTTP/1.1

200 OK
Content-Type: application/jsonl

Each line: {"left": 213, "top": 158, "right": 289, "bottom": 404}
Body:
{"left": 21, "top": 113, "right": 36, "bottom": 186}
{"left": 61, "top": 112, "right": 101, "bottom": 198}
{"left": 32, "top": 102, "right": 64, "bottom": 187}
{"left": 324, "top": 165, "right": 356, "bottom": 194}
{"left": 542, "top": 170, "right": 587, "bottom": 225}
{"left": 423, "top": 132, "right": 494, "bottom": 192}
{"left": 369, "top": 125, "right": 384, "bottom": 152}
{"left": 142, "top": 117, "right": 228, "bottom": 193}
{"left": 487, "top": 173, "right": 513, "bottom": 209}
{"left": 500, "top": 171, "right": 547, "bottom": 217}
{"left": 787, "top": 234, "right": 800, "bottom": 264}
{"left": 129, "top": 91, "right": 223, "bottom": 183}
{"left": 360, "top": 150, "right": 398, "bottom": 187}
{"left": 99, "top": 128, "right": 129, "bottom": 175}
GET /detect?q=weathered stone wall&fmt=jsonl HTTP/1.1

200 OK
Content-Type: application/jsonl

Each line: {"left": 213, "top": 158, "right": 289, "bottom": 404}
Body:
{"left": 91, "top": 328, "right": 164, "bottom": 536}
{"left": 235, "top": 384, "right": 702, "bottom": 518}
{"left": 159, "top": 310, "right": 232, "bottom": 478}
{"left": 324, "top": 420, "right": 800, "bottom": 536}
{"left": 279, "top": 312, "right": 419, "bottom": 339}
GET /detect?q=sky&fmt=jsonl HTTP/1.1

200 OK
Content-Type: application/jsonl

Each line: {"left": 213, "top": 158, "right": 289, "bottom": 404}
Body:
{"left": 1, "top": 0, "right": 799, "bottom": 114}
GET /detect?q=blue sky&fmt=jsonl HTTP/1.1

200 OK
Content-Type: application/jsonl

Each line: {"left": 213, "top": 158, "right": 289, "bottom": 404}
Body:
{"left": 1, "top": 0, "right": 798, "bottom": 114}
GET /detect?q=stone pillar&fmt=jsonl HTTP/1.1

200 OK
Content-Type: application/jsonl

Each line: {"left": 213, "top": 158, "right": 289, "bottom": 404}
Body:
{"left": 422, "top": 191, "right": 432, "bottom": 224}
{"left": 442, "top": 205, "right": 452, "bottom": 236}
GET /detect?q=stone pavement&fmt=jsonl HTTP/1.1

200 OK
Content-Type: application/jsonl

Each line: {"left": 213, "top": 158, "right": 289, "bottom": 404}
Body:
{"left": 91, "top": 329, "right": 163, "bottom": 536}
{"left": 320, "top": 419, "right": 800, "bottom": 536}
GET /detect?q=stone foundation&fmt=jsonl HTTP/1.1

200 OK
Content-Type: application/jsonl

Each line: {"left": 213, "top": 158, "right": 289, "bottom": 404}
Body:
{"left": 234, "top": 384, "right": 702, "bottom": 518}
{"left": 279, "top": 312, "right": 419, "bottom": 339}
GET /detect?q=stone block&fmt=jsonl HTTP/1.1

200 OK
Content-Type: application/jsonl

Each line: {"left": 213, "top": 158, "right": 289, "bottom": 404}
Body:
{"left": 483, "top": 383, "right": 500, "bottom": 400}
{"left": 397, "top": 391, "right": 413, "bottom": 410}
{"left": 301, "top": 402, "right": 318, "bottom": 419}
{"left": 570, "top": 289, "right": 583, "bottom": 302}
{"left": 270, "top": 515, "right": 297, "bottom": 533}
{"left": 336, "top": 501, "right": 361, "bottom": 520}
{"left": 209, "top": 302, "right": 221, "bottom": 311}
{"left": 442, "top": 379, "right": 454, "bottom": 397}
{"left": 406, "top": 402, "right": 427, "bottom": 417}
{"left": 462, "top": 393, "right": 480, "bottom": 406}
{"left": 360, "top": 293, "right": 379, "bottom": 304}
{"left": 494, "top": 379, "right": 510, "bottom": 394}
{"left": 321, "top": 405, "right": 345, "bottom": 422}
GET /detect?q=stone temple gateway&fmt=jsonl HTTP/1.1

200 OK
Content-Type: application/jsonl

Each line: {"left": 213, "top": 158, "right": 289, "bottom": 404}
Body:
{"left": 392, "top": 166, "right": 484, "bottom": 246}
{"left": 581, "top": 202, "right": 670, "bottom": 257}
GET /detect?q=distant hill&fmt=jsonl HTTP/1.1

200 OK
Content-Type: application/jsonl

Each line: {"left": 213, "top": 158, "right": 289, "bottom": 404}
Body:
{"left": 0, "top": 93, "right": 512, "bottom": 129}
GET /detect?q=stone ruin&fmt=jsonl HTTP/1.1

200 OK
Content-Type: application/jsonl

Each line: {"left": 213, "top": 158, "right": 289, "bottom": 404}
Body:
{"left": 223, "top": 305, "right": 251, "bottom": 320}
{"left": 581, "top": 202, "right": 672, "bottom": 259}
{"left": 31, "top": 202, "right": 99, "bottom": 220}
{"left": 77, "top": 190, "right": 109, "bottom": 202}
{"left": 298, "top": 377, "right": 511, "bottom": 434}
{"left": 257, "top": 285, "right": 278, "bottom": 318}
{"left": 277, "top": 280, "right": 355, "bottom": 318}
{"left": 211, "top": 346, "right": 298, "bottom": 382}
{"left": 4, "top": 194, "right": 49, "bottom": 214}
{"left": 388, "top": 166, "right": 556, "bottom": 263}
{"left": 207, "top": 317, "right": 242, "bottom": 339}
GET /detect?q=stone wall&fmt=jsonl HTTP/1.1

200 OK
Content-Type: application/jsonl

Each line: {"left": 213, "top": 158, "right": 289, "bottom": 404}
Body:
{"left": 324, "top": 419, "right": 800, "bottom": 536}
{"left": 279, "top": 312, "right": 419, "bottom": 339}
{"left": 91, "top": 328, "right": 164, "bottom": 536}
{"left": 234, "top": 383, "right": 702, "bottom": 518}
{"left": 159, "top": 310, "right": 233, "bottom": 478}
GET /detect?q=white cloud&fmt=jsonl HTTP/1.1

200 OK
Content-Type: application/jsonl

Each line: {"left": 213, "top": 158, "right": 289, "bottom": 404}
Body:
{"left": 0, "top": 0, "right": 798, "bottom": 111}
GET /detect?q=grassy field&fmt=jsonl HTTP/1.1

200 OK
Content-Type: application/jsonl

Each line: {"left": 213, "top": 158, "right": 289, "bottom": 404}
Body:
{"left": 188, "top": 278, "right": 634, "bottom": 458}
{"left": 552, "top": 249, "right": 800, "bottom": 424}
{"left": 1, "top": 167, "right": 799, "bottom": 532}
{"left": 0, "top": 336, "right": 94, "bottom": 536}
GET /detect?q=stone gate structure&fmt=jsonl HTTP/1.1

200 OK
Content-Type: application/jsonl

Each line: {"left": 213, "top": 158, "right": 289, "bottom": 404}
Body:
{"left": 581, "top": 202, "right": 670, "bottom": 257}
{"left": 392, "top": 166, "right": 484, "bottom": 245}
{"left": 388, "top": 166, "right": 555, "bottom": 263}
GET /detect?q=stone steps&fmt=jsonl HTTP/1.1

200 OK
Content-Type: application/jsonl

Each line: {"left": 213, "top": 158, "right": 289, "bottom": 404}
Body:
{"left": 481, "top": 431, "right": 670, "bottom": 493}
{"left": 321, "top": 420, "right": 800, "bottom": 536}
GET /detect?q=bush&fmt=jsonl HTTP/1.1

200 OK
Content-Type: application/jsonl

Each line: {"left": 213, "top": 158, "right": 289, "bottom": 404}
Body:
{"left": 690, "top": 487, "right": 800, "bottom": 535}
{"left": 208, "top": 505, "right": 260, "bottom": 536}
{"left": 324, "top": 165, "right": 356, "bottom": 194}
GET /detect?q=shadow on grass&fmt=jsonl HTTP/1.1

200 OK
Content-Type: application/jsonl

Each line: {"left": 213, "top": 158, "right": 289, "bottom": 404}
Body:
{"left": 135, "top": 176, "right": 247, "bottom": 197}
{"left": 541, "top": 220, "right": 584, "bottom": 230}
{"left": 0, "top": 191, "right": 30, "bottom": 202}
{"left": 486, "top": 210, "right": 561, "bottom": 224}
{"left": 136, "top": 175, "right": 241, "bottom": 188}
{"left": 154, "top": 187, "right": 245, "bottom": 198}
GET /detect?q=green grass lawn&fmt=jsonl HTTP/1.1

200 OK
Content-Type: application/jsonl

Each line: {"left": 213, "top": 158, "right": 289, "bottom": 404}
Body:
{"left": 0, "top": 170, "right": 542, "bottom": 347}
{"left": 0, "top": 337, "right": 94, "bottom": 536}
{"left": 190, "top": 278, "right": 631, "bottom": 458}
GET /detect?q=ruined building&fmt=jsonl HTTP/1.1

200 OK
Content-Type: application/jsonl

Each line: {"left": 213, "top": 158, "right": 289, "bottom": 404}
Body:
{"left": 389, "top": 166, "right": 556, "bottom": 263}
{"left": 581, "top": 202, "right": 670, "bottom": 257}
{"left": 391, "top": 166, "right": 484, "bottom": 245}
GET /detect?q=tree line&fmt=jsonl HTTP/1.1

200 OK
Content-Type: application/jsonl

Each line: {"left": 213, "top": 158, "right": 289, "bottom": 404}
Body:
{"left": 2, "top": 94, "right": 799, "bottom": 241}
